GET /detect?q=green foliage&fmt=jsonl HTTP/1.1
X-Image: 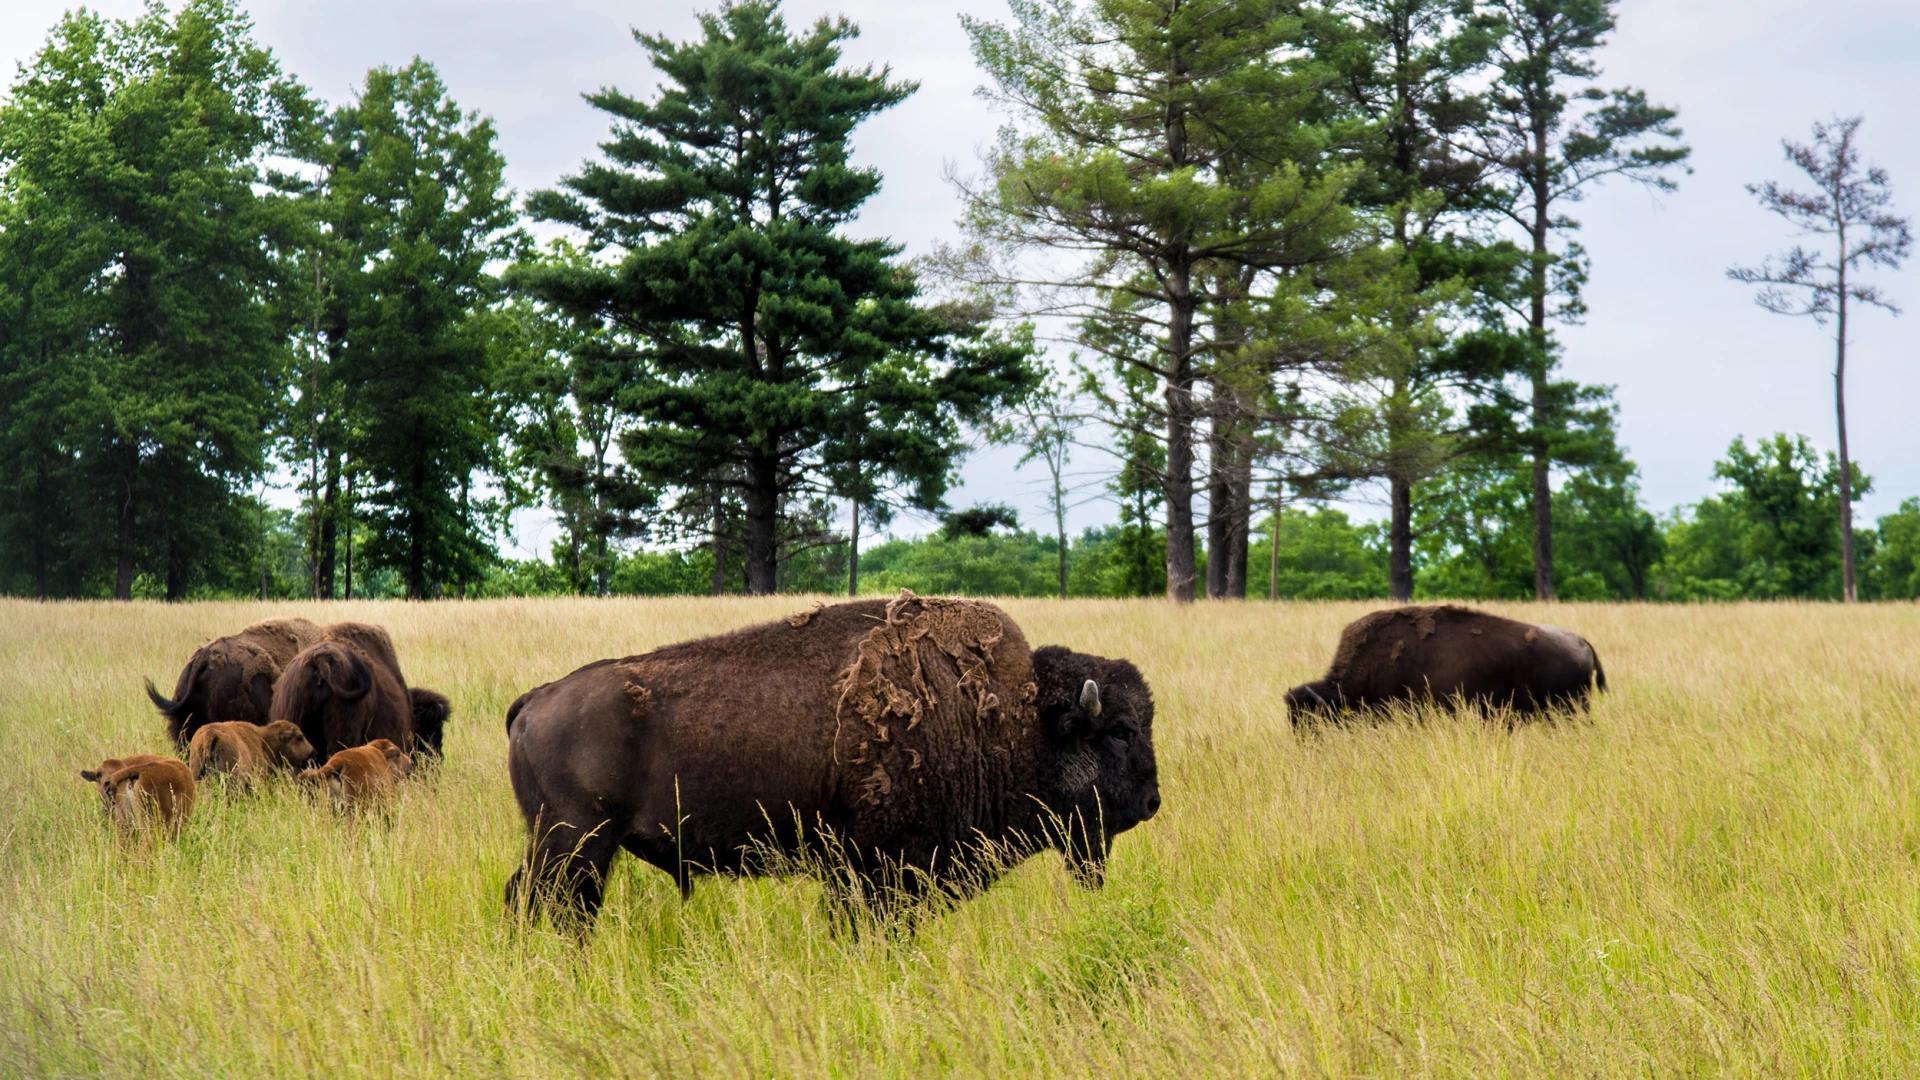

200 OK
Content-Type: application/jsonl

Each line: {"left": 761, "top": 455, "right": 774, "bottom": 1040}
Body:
{"left": 1865, "top": 500, "right": 1920, "bottom": 601}
{"left": 939, "top": 503, "right": 1022, "bottom": 540}
{"left": 321, "top": 60, "right": 522, "bottom": 599}
{"left": 1655, "top": 434, "right": 1868, "bottom": 601}
{"left": 1247, "top": 509, "right": 1389, "bottom": 600}
{"left": 0, "top": 0, "right": 313, "bottom": 598}
{"left": 517, "top": 1, "right": 1030, "bottom": 595}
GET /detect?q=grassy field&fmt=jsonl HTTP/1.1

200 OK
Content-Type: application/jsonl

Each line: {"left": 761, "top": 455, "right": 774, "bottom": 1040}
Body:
{"left": 4, "top": 597, "right": 1920, "bottom": 1076}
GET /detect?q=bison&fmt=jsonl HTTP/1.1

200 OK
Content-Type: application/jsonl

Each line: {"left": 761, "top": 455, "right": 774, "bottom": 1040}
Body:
{"left": 145, "top": 617, "right": 324, "bottom": 745}
{"left": 186, "top": 720, "right": 315, "bottom": 786}
{"left": 270, "top": 638, "right": 413, "bottom": 761}
{"left": 1287, "top": 605, "right": 1606, "bottom": 724}
{"left": 299, "top": 739, "right": 413, "bottom": 807}
{"left": 504, "top": 592, "right": 1160, "bottom": 924}
{"left": 81, "top": 754, "right": 196, "bottom": 836}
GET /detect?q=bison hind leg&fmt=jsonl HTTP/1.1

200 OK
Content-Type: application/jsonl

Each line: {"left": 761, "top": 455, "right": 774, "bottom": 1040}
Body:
{"left": 507, "top": 814, "right": 623, "bottom": 928}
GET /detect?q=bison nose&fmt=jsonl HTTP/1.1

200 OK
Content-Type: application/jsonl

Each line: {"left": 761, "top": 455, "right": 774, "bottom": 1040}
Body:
{"left": 1145, "top": 792, "right": 1161, "bottom": 819}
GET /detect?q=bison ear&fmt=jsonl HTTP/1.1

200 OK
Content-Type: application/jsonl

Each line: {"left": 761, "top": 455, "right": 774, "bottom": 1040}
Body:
{"left": 80, "top": 769, "right": 101, "bottom": 782}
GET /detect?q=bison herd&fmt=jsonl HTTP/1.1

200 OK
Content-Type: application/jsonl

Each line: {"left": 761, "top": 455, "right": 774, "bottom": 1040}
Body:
{"left": 87, "top": 596, "right": 1604, "bottom": 928}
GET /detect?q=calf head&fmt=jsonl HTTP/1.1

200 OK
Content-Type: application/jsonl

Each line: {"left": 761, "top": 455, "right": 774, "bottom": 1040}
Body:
{"left": 1031, "top": 645, "right": 1160, "bottom": 888}
{"left": 367, "top": 738, "right": 414, "bottom": 779}
{"left": 259, "top": 720, "right": 317, "bottom": 768}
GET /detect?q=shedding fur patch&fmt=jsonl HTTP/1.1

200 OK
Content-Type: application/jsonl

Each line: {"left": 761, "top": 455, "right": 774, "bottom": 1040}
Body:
{"left": 786, "top": 601, "right": 826, "bottom": 628}
{"left": 832, "top": 590, "right": 1014, "bottom": 768}
{"left": 618, "top": 663, "right": 653, "bottom": 715}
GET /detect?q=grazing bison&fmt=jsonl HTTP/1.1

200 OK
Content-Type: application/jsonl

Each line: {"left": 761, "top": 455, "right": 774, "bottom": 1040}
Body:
{"left": 145, "top": 617, "right": 325, "bottom": 745}
{"left": 1287, "top": 605, "right": 1606, "bottom": 724}
{"left": 504, "top": 592, "right": 1160, "bottom": 924}
{"left": 186, "top": 720, "right": 315, "bottom": 786}
{"left": 81, "top": 754, "right": 196, "bottom": 836}
{"left": 299, "top": 739, "right": 413, "bottom": 807}
{"left": 270, "top": 639, "right": 412, "bottom": 760}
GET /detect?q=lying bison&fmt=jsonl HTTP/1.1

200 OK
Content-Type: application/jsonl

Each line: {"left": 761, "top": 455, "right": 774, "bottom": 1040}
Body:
{"left": 504, "top": 592, "right": 1160, "bottom": 924}
{"left": 1287, "top": 605, "right": 1606, "bottom": 724}
{"left": 269, "top": 626, "right": 415, "bottom": 760}
{"left": 146, "top": 617, "right": 325, "bottom": 746}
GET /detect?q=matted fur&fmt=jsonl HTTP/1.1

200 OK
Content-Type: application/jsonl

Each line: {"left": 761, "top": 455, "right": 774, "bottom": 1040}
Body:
{"left": 270, "top": 640, "right": 412, "bottom": 760}
{"left": 146, "top": 618, "right": 325, "bottom": 745}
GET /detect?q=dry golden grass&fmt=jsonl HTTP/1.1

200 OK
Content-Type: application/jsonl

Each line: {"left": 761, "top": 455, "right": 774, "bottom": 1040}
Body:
{"left": 4, "top": 597, "right": 1920, "bottom": 1076}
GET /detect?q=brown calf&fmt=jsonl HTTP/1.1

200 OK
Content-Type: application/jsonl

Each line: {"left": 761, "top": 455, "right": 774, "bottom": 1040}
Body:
{"left": 80, "top": 755, "right": 196, "bottom": 836}
{"left": 186, "top": 720, "right": 316, "bottom": 786}
{"left": 298, "top": 738, "right": 413, "bottom": 807}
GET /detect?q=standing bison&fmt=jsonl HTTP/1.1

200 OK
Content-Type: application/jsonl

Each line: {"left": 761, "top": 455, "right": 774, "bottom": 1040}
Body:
{"left": 269, "top": 624, "right": 417, "bottom": 761}
{"left": 145, "top": 618, "right": 325, "bottom": 746}
{"left": 1288, "top": 605, "right": 1606, "bottom": 724}
{"left": 504, "top": 592, "right": 1160, "bottom": 924}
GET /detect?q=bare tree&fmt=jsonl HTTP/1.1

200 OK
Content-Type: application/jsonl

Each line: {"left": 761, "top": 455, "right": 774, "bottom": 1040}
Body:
{"left": 1728, "top": 116, "right": 1912, "bottom": 603}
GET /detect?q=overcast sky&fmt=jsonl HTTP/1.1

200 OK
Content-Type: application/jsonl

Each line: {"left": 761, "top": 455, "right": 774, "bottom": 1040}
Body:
{"left": 5, "top": 0, "right": 1917, "bottom": 557}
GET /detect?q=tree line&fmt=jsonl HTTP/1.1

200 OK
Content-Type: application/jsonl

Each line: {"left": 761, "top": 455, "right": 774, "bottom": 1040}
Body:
{"left": 0, "top": 0, "right": 1907, "bottom": 603}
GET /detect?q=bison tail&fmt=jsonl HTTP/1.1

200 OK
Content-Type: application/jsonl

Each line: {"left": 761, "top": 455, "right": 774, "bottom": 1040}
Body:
{"left": 504, "top": 690, "right": 531, "bottom": 736}
{"left": 1592, "top": 650, "right": 1608, "bottom": 694}
{"left": 144, "top": 677, "right": 178, "bottom": 715}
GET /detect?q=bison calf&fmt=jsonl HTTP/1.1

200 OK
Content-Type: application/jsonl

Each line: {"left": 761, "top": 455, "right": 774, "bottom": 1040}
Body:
{"left": 81, "top": 755, "right": 196, "bottom": 836}
{"left": 186, "top": 720, "right": 315, "bottom": 786}
{"left": 1288, "top": 605, "right": 1606, "bottom": 725}
{"left": 299, "top": 739, "right": 413, "bottom": 807}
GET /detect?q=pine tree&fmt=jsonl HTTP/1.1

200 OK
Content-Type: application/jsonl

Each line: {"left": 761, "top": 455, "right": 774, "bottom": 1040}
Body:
{"left": 519, "top": 1, "right": 1029, "bottom": 594}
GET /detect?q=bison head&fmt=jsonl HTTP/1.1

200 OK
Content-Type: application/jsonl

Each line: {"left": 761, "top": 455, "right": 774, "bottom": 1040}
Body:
{"left": 408, "top": 688, "right": 452, "bottom": 760}
{"left": 1031, "top": 645, "right": 1160, "bottom": 889}
{"left": 1284, "top": 679, "right": 1340, "bottom": 725}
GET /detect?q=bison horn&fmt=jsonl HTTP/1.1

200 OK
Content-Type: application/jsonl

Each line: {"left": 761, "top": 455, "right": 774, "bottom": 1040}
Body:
{"left": 1079, "top": 679, "right": 1102, "bottom": 718}
{"left": 1302, "top": 683, "right": 1328, "bottom": 706}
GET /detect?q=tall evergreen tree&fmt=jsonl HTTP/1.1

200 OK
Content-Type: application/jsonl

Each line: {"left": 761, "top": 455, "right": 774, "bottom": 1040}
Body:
{"left": 959, "top": 0, "right": 1361, "bottom": 603}
{"left": 1474, "top": 0, "right": 1688, "bottom": 599}
{"left": 0, "top": 1, "right": 312, "bottom": 599}
{"left": 519, "top": 1, "right": 1029, "bottom": 594}
{"left": 321, "top": 60, "right": 520, "bottom": 599}
{"left": 1727, "top": 116, "right": 1910, "bottom": 603}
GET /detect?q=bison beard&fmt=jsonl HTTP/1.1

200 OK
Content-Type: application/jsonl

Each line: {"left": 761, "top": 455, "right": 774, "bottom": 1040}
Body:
{"left": 504, "top": 592, "right": 1160, "bottom": 926}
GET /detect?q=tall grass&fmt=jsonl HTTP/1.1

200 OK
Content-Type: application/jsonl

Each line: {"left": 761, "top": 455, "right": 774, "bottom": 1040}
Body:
{"left": 4, "top": 597, "right": 1919, "bottom": 1076}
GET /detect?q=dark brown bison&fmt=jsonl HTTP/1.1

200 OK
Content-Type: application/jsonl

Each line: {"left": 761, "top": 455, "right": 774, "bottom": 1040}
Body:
{"left": 408, "top": 688, "right": 452, "bottom": 760}
{"left": 504, "top": 592, "right": 1160, "bottom": 924}
{"left": 270, "top": 638, "right": 413, "bottom": 761}
{"left": 1287, "top": 605, "right": 1606, "bottom": 724}
{"left": 145, "top": 618, "right": 325, "bottom": 745}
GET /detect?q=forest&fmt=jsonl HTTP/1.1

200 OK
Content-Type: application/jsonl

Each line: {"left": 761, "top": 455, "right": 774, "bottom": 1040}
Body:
{"left": 0, "top": 0, "right": 1909, "bottom": 604}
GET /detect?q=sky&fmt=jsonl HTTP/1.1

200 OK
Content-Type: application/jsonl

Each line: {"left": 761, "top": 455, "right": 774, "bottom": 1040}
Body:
{"left": 4, "top": 0, "right": 1917, "bottom": 558}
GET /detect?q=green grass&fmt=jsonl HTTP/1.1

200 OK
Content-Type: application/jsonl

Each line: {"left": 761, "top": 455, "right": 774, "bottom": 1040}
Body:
{"left": 5, "top": 597, "right": 1920, "bottom": 1075}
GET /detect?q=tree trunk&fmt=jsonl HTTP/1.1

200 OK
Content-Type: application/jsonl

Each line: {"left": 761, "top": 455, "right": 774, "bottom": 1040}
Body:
{"left": 1164, "top": 270, "right": 1198, "bottom": 604}
{"left": 318, "top": 448, "right": 338, "bottom": 599}
{"left": 711, "top": 486, "right": 728, "bottom": 595}
{"left": 114, "top": 443, "right": 137, "bottom": 601}
{"left": 744, "top": 456, "right": 778, "bottom": 595}
{"left": 343, "top": 466, "right": 354, "bottom": 600}
{"left": 1390, "top": 473, "right": 1414, "bottom": 602}
{"left": 1205, "top": 409, "right": 1230, "bottom": 599}
{"left": 1268, "top": 488, "right": 1281, "bottom": 601}
{"left": 848, "top": 493, "right": 861, "bottom": 597}
{"left": 1529, "top": 119, "right": 1556, "bottom": 602}
{"left": 1836, "top": 249, "right": 1856, "bottom": 603}
{"left": 594, "top": 530, "right": 610, "bottom": 598}
{"left": 1054, "top": 467, "right": 1068, "bottom": 599}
